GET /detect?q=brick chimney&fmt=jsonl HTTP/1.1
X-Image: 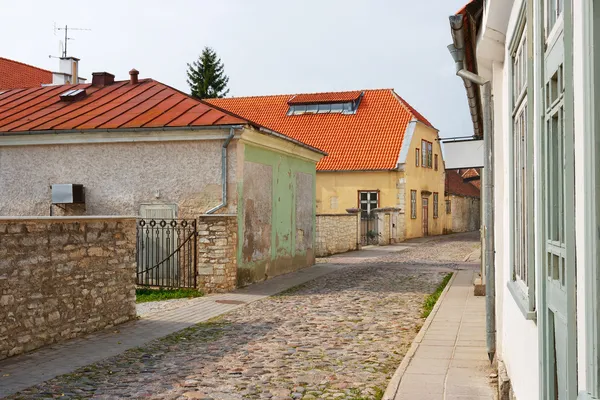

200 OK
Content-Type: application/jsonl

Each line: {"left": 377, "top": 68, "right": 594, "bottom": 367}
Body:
{"left": 91, "top": 72, "right": 115, "bottom": 87}
{"left": 129, "top": 69, "right": 139, "bottom": 84}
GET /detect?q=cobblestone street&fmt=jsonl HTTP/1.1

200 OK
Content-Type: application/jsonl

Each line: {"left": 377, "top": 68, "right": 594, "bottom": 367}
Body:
{"left": 8, "top": 233, "right": 479, "bottom": 400}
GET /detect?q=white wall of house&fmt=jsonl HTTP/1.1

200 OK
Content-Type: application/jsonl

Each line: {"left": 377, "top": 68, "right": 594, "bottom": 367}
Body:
{"left": 484, "top": 0, "right": 597, "bottom": 398}
{"left": 0, "top": 133, "right": 237, "bottom": 217}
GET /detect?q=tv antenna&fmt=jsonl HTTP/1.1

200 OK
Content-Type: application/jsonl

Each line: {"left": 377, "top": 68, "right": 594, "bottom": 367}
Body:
{"left": 53, "top": 23, "right": 91, "bottom": 58}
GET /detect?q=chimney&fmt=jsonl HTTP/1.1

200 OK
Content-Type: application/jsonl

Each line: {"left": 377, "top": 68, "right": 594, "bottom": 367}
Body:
{"left": 91, "top": 72, "right": 115, "bottom": 87}
{"left": 129, "top": 69, "right": 139, "bottom": 84}
{"left": 52, "top": 56, "right": 80, "bottom": 85}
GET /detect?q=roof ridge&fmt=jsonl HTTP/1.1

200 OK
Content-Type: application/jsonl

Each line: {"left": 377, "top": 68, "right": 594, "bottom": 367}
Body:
{"left": 0, "top": 57, "right": 51, "bottom": 74}
{"left": 210, "top": 88, "right": 396, "bottom": 101}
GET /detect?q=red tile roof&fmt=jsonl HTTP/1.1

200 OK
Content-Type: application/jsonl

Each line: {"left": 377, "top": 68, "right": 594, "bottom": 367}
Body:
{"left": 446, "top": 170, "right": 480, "bottom": 198}
{"left": 288, "top": 91, "right": 362, "bottom": 105}
{"left": 0, "top": 58, "right": 52, "bottom": 90}
{"left": 206, "top": 89, "right": 435, "bottom": 171}
{"left": 0, "top": 79, "right": 248, "bottom": 133}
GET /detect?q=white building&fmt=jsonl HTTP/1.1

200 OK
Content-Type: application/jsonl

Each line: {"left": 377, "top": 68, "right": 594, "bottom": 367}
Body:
{"left": 448, "top": 0, "right": 600, "bottom": 399}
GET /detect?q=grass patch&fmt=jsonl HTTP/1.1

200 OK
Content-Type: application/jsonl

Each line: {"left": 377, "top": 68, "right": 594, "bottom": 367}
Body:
{"left": 135, "top": 287, "right": 203, "bottom": 303}
{"left": 421, "top": 273, "right": 453, "bottom": 318}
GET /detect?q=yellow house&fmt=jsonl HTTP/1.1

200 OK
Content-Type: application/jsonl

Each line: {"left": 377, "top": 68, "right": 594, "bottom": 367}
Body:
{"left": 207, "top": 89, "right": 446, "bottom": 240}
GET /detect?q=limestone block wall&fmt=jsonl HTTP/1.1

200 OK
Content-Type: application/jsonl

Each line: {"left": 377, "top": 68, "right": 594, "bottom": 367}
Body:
{"left": 0, "top": 217, "right": 136, "bottom": 360}
{"left": 449, "top": 195, "right": 481, "bottom": 233}
{"left": 315, "top": 213, "right": 360, "bottom": 257}
{"left": 197, "top": 215, "right": 238, "bottom": 293}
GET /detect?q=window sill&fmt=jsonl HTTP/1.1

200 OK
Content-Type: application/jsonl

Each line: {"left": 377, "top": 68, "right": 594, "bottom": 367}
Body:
{"left": 507, "top": 280, "right": 536, "bottom": 321}
{"left": 578, "top": 391, "right": 600, "bottom": 400}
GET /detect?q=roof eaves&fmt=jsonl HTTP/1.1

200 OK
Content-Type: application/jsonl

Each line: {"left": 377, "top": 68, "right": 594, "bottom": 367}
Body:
{"left": 0, "top": 124, "right": 246, "bottom": 137}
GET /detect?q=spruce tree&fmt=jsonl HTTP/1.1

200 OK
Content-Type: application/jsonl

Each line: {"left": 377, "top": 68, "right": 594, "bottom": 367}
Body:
{"left": 186, "top": 47, "right": 230, "bottom": 99}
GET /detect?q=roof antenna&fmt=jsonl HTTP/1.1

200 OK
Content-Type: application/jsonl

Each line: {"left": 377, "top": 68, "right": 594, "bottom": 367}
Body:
{"left": 51, "top": 23, "right": 91, "bottom": 58}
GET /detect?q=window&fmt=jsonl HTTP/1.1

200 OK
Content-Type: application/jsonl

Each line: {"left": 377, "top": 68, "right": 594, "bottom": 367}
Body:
{"left": 421, "top": 140, "right": 433, "bottom": 168}
{"left": 410, "top": 190, "right": 417, "bottom": 219}
{"left": 434, "top": 154, "right": 439, "bottom": 171}
{"left": 416, "top": 148, "right": 420, "bottom": 167}
{"left": 288, "top": 99, "right": 361, "bottom": 115}
{"left": 545, "top": 0, "right": 563, "bottom": 38}
{"left": 359, "top": 191, "right": 378, "bottom": 217}
{"left": 507, "top": 10, "right": 535, "bottom": 320}
{"left": 433, "top": 193, "right": 439, "bottom": 218}
{"left": 446, "top": 200, "right": 451, "bottom": 214}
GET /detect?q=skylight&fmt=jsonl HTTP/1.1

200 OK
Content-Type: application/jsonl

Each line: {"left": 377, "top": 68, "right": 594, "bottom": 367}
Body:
{"left": 59, "top": 88, "right": 86, "bottom": 101}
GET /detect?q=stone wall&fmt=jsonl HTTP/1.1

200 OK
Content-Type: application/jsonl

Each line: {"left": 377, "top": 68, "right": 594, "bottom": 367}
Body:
{"left": 448, "top": 195, "right": 481, "bottom": 233}
{"left": 0, "top": 217, "right": 136, "bottom": 360}
{"left": 315, "top": 213, "right": 360, "bottom": 257}
{"left": 197, "top": 215, "right": 238, "bottom": 293}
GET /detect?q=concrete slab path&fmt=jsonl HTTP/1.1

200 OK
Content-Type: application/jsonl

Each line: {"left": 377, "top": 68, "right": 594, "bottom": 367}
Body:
{"left": 0, "top": 263, "right": 346, "bottom": 398}
{"left": 385, "top": 269, "right": 496, "bottom": 400}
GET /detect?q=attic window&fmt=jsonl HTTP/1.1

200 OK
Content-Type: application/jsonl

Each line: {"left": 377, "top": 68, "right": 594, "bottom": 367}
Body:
{"left": 287, "top": 99, "right": 360, "bottom": 116}
{"left": 60, "top": 88, "right": 86, "bottom": 101}
{"left": 287, "top": 91, "right": 364, "bottom": 116}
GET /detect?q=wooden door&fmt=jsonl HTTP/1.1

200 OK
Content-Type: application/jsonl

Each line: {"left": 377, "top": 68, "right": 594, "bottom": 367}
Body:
{"left": 422, "top": 197, "right": 429, "bottom": 236}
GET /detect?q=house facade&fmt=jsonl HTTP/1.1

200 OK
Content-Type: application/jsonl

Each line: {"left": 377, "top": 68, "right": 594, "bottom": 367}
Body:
{"left": 208, "top": 89, "right": 447, "bottom": 240}
{"left": 444, "top": 170, "right": 481, "bottom": 233}
{"left": 0, "top": 70, "right": 324, "bottom": 290}
{"left": 449, "top": 0, "right": 600, "bottom": 398}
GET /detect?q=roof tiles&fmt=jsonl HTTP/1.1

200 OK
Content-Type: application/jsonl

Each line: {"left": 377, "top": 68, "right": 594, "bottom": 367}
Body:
{"left": 446, "top": 170, "right": 480, "bottom": 198}
{"left": 0, "top": 79, "right": 246, "bottom": 133}
{"left": 207, "top": 89, "right": 435, "bottom": 171}
{"left": 0, "top": 58, "right": 52, "bottom": 90}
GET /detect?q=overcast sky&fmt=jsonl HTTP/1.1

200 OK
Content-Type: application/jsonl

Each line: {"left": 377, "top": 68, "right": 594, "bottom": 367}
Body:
{"left": 1, "top": 0, "right": 471, "bottom": 138}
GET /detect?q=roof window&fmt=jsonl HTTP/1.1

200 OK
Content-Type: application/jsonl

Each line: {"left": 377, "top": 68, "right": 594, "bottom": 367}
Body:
{"left": 287, "top": 99, "right": 362, "bottom": 116}
{"left": 59, "top": 88, "right": 86, "bottom": 101}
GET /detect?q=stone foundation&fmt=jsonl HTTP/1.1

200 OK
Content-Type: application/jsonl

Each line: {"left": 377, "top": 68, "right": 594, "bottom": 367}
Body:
{"left": 0, "top": 217, "right": 137, "bottom": 360}
{"left": 197, "top": 215, "right": 238, "bottom": 293}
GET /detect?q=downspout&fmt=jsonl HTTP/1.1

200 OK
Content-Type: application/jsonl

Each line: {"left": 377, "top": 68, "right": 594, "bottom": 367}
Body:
{"left": 448, "top": 15, "right": 496, "bottom": 363}
{"left": 205, "top": 127, "right": 236, "bottom": 214}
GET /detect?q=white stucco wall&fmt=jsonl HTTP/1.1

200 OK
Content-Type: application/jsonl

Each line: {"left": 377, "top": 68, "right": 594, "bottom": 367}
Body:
{"left": 491, "top": 1, "right": 540, "bottom": 399}
{"left": 0, "top": 138, "right": 237, "bottom": 217}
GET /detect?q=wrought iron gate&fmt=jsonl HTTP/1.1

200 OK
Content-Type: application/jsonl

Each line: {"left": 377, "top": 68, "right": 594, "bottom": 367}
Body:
{"left": 360, "top": 211, "right": 379, "bottom": 245}
{"left": 136, "top": 218, "right": 197, "bottom": 288}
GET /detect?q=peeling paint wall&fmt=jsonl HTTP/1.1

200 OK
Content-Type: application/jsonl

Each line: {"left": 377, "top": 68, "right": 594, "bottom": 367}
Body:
{"left": 0, "top": 138, "right": 237, "bottom": 217}
{"left": 445, "top": 195, "right": 481, "bottom": 233}
{"left": 238, "top": 144, "right": 316, "bottom": 286}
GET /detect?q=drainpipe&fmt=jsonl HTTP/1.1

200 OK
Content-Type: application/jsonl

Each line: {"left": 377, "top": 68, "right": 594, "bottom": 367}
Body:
{"left": 448, "top": 38, "right": 496, "bottom": 363}
{"left": 205, "top": 127, "right": 236, "bottom": 214}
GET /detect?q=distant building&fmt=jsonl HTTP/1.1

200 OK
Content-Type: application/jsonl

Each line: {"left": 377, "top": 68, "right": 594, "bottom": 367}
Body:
{"left": 0, "top": 57, "right": 52, "bottom": 89}
{"left": 208, "top": 89, "right": 455, "bottom": 241}
{"left": 444, "top": 170, "right": 480, "bottom": 233}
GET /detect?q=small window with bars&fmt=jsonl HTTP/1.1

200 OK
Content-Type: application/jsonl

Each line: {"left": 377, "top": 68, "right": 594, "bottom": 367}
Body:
{"left": 433, "top": 193, "right": 439, "bottom": 218}
{"left": 416, "top": 148, "right": 420, "bottom": 167}
{"left": 446, "top": 200, "right": 451, "bottom": 214}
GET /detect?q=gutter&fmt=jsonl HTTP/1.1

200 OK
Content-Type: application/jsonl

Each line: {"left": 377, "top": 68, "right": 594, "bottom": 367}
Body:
{"left": 450, "top": 14, "right": 484, "bottom": 138}
{"left": 0, "top": 124, "right": 246, "bottom": 137}
{"left": 205, "top": 127, "right": 237, "bottom": 214}
{"left": 448, "top": 22, "right": 496, "bottom": 363}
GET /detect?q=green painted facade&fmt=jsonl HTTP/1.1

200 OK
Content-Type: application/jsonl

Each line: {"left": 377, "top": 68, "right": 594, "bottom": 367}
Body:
{"left": 237, "top": 143, "right": 317, "bottom": 286}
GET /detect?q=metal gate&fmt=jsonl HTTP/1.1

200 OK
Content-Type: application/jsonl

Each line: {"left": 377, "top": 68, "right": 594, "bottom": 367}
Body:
{"left": 360, "top": 211, "right": 379, "bottom": 245}
{"left": 136, "top": 218, "right": 197, "bottom": 288}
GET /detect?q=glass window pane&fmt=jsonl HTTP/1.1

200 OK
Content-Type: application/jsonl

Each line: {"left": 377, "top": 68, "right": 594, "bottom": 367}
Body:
{"left": 360, "top": 192, "right": 368, "bottom": 201}
{"left": 306, "top": 104, "right": 318, "bottom": 114}
{"left": 317, "top": 104, "right": 330, "bottom": 113}
{"left": 330, "top": 103, "right": 343, "bottom": 113}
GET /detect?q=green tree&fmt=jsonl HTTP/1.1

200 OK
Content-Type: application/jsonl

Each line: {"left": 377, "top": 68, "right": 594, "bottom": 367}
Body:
{"left": 186, "top": 47, "right": 230, "bottom": 99}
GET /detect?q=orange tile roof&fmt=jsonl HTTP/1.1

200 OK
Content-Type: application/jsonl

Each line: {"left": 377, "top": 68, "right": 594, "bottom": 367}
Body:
{"left": 0, "top": 58, "right": 52, "bottom": 90}
{"left": 446, "top": 170, "right": 480, "bottom": 198}
{"left": 288, "top": 91, "right": 362, "bottom": 104}
{"left": 206, "top": 89, "right": 435, "bottom": 171}
{"left": 0, "top": 78, "right": 248, "bottom": 133}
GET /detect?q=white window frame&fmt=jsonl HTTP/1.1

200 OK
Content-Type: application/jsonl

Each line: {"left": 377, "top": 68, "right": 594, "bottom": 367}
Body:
{"left": 507, "top": 5, "right": 536, "bottom": 320}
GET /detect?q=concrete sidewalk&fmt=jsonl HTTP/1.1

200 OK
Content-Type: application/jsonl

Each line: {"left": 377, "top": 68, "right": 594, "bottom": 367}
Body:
{"left": 384, "top": 269, "right": 496, "bottom": 400}
{"left": 0, "top": 262, "right": 345, "bottom": 398}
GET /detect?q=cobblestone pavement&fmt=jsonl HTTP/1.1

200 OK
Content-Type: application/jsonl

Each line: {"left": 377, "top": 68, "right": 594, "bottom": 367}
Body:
{"left": 9, "top": 232, "right": 479, "bottom": 400}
